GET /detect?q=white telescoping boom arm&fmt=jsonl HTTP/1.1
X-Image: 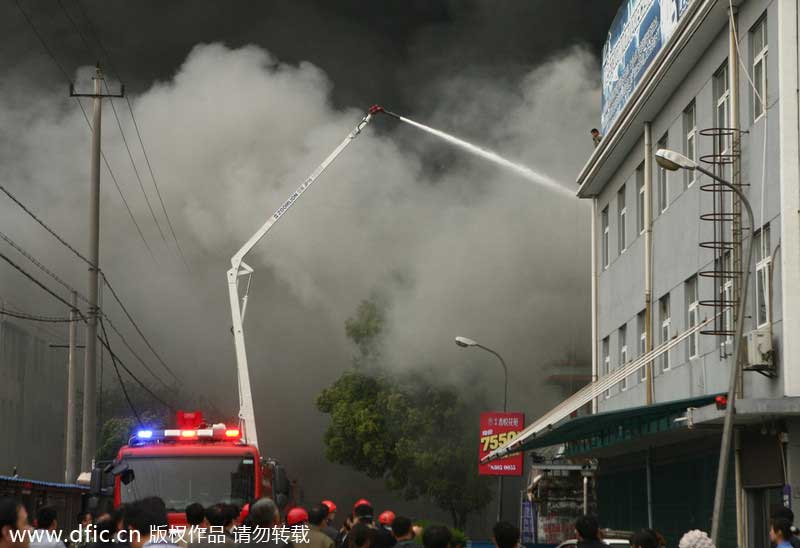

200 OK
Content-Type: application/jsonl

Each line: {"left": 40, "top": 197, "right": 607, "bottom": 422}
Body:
{"left": 227, "top": 110, "right": 376, "bottom": 449}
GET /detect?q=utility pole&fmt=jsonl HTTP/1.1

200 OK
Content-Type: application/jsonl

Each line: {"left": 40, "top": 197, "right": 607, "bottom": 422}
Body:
{"left": 64, "top": 291, "right": 79, "bottom": 483}
{"left": 70, "top": 65, "right": 123, "bottom": 473}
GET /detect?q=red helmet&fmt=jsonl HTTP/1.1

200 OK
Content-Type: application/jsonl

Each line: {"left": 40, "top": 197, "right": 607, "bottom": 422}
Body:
{"left": 322, "top": 500, "right": 337, "bottom": 514}
{"left": 287, "top": 507, "right": 309, "bottom": 526}
{"left": 353, "top": 498, "right": 372, "bottom": 511}
{"left": 378, "top": 511, "right": 396, "bottom": 526}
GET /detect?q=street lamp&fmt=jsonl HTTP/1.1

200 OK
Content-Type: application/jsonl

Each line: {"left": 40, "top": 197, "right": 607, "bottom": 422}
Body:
{"left": 655, "top": 149, "right": 754, "bottom": 545}
{"left": 455, "top": 336, "right": 508, "bottom": 523}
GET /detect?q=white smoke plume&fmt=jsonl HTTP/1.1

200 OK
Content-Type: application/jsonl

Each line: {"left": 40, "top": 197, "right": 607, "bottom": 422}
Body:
{"left": 0, "top": 43, "right": 600, "bottom": 521}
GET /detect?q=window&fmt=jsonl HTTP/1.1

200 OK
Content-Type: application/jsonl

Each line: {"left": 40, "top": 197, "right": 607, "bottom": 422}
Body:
{"left": 659, "top": 294, "right": 671, "bottom": 372}
{"left": 714, "top": 64, "right": 734, "bottom": 242}
{"left": 721, "top": 251, "right": 734, "bottom": 349}
{"left": 686, "top": 276, "right": 699, "bottom": 359}
{"left": 638, "top": 310, "right": 647, "bottom": 383}
{"left": 636, "top": 163, "right": 645, "bottom": 234}
{"left": 684, "top": 101, "right": 697, "bottom": 187}
{"left": 755, "top": 225, "right": 772, "bottom": 327}
{"left": 657, "top": 134, "right": 669, "bottom": 212}
{"left": 714, "top": 64, "right": 731, "bottom": 183}
{"left": 618, "top": 185, "right": 627, "bottom": 253}
{"left": 601, "top": 206, "right": 609, "bottom": 269}
{"left": 602, "top": 337, "right": 611, "bottom": 398}
{"left": 619, "top": 325, "right": 628, "bottom": 391}
{"left": 751, "top": 16, "right": 768, "bottom": 120}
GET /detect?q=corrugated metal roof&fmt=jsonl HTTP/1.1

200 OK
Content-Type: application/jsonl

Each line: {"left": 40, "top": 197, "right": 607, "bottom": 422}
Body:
{"left": 0, "top": 475, "right": 88, "bottom": 491}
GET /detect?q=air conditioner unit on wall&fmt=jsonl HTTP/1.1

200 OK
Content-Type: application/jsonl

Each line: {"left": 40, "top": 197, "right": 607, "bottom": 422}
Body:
{"left": 744, "top": 328, "right": 774, "bottom": 375}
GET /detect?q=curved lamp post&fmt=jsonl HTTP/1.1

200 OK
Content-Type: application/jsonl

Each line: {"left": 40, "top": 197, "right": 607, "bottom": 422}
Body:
{"left": 655, "top": 149, "right": 754, "bottom": 545}
{"left": 455, "top": 335, "right": 508, "bottom": 523}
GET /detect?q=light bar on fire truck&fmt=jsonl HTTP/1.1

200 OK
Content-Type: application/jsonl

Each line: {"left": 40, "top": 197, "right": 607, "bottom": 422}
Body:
{"left": 133, "top": 424, "right": 241, "bottom": 444}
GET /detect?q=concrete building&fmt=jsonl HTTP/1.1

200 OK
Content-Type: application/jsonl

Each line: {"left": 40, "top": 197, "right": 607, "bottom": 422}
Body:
{"left": 485, "top": 1, "right": 800, "bottom": 547}
{"left": 0, "top": 311, "right": 68, "bottom": 482}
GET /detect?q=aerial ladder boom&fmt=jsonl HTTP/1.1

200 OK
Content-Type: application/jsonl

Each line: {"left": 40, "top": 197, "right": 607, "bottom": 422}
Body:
{"left": 227, "top": 108, "right": 378, "bottom": 449}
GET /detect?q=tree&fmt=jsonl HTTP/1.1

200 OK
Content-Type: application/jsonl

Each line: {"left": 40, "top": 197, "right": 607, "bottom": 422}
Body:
{"left": 317, "top": 299, "right": 493, "bottom": 529}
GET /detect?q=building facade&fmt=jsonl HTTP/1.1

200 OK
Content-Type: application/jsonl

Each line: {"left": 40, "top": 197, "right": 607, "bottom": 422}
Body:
{"left": 577, "top": 0, "right": 800, "bottom": 546}
{"left": 0, "top": 313, "right": 68, "bottom": 482}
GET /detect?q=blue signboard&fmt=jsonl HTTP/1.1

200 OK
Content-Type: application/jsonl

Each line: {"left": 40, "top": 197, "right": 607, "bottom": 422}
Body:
{"left": 601, "top": 0, "right": 692, "bottom": 133}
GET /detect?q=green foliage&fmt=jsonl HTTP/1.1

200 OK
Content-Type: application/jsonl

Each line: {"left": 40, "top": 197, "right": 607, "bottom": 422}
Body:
{"left": 344, "top": 299, "right": 385, "bottom": 361}
{"left": 412, "top": 520, "right": 468, "bottom": 546}
{"left": 317, "top": 298, "right": 492, "bottom": 529}
{"left": 96, "top": 409, "right": 168, "bottom": 462}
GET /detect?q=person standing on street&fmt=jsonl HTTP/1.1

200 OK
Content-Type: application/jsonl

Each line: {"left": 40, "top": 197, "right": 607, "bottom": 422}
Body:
{"left": 629, "top": 530, "right": 657, "bottom": 548}
{"left": 491, "top": 522, "right": 519, "bottom": 548}
{"left": 773, "top": 508, "right": 800, "bottom": 548}
{"left": 29, "top": 506, "right": 60, "bottom": 548}
{"left": 0, "top": 499, "right": 30, "bottom": 548}
{"left": 772, "top": 518, "right": 795, "bottom": 548}
{"left": 677, "top": 530, "right": 715, "bottom": 548}
{"left": 421, "top": 526, "right": 450, "bottom": 548}
{"left": 574, "top": 516, "right": 604, "bottom": 548}
{"left": 390, "top": 517, "right": 414, "bottom": 548}
{"left": 320, "top": 502, "right": 338, "bottom": 543}
{"left": 307, "top": 506, "right": 334, "bottom": 548}
{"left": 124, "top": 498, "right": 181, "bottom": 548}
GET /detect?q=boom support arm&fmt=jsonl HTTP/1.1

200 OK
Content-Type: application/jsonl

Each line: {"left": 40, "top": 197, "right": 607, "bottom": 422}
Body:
{"left": 227, "top": 110, "right": 376, "bottom": 449}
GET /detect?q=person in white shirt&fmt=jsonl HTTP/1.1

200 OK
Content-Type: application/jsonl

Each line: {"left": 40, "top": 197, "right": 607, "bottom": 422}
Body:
{"left": 29, "top": 507, "right": 61, "bottom": 548}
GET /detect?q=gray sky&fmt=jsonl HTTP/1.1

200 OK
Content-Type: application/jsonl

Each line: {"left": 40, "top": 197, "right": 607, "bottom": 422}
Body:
{"left": 0, "top": 0, "right": 620, "bottom": 532}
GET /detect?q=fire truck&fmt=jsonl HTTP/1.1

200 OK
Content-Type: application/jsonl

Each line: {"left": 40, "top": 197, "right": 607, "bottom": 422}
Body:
{"left": 92, "top": 410, "right": 292, "bottom": 525}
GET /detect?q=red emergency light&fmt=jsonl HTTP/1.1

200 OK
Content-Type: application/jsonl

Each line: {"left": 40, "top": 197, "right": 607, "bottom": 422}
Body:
{"left": 176, "top": 410, "right": 204, "bottom": 429}
{"left": 225, "top": 429, "right": 240, "bottom": 438}
{"left": 715, "top": 395, "right": 728, "bottom": 409}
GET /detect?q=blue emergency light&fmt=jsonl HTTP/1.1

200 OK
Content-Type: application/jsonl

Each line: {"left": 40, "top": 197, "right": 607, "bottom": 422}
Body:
{"left": 137, "top": 430, "right": 153, "bottom": 439}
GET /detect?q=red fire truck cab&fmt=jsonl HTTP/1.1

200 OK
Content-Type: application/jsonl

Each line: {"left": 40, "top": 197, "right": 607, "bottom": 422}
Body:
{"left": 101, "top": 411, "right": 292, "bottom": 525}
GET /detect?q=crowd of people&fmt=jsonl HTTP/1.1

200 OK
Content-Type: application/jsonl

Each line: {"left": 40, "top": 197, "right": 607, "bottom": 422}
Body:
{"left": 2, "top": 495, "right": 799, "bottom": 548}
{"left": 574, "top": 510, "right": 800, "bottom": 548}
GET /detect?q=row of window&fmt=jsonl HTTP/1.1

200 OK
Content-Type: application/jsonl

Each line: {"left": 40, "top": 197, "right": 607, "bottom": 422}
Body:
{"left": 600, "top": 16, "right": 768, "bottom": 270}
{"left": 600, "top": 227, "right": 772, "bottom": 395}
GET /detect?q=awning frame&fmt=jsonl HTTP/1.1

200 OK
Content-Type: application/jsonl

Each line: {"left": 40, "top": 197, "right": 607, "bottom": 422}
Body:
{"left": 482, "top": 313, "right": 720, "bottom": 463}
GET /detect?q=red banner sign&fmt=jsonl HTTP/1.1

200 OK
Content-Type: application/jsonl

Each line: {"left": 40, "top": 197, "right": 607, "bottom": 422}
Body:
{"left": 478, "top": 411, "right": 524, "bottom": 476}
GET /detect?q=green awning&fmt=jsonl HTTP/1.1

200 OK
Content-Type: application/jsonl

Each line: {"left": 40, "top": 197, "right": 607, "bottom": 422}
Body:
{"left": 520, "top": 395, "right": 720, "bottom": 456}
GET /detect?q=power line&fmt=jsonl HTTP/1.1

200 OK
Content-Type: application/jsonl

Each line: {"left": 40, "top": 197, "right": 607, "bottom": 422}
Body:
{"left": 101, "top": 274, "right": 179, "bottom": 381}
{"left": 10, "top": 6, "right": 182, "bottom": 388}
{"left": 55, "top": 0, "right": 95, "bottom": 58}
{"left": 0, "top": 248, "right": 81, "bottom": 314}
{"left": 0, "top": 228, "right": 87, "bottom": 303}
{"left": 73, "top": 0, "right": 120, "bottom": 80}
{"left": 105, "top": 90, "right": 168, "bottom": 244}
{"left": 98, "top": 317, "right": 176, "bottom": 412}
{"left": 101, "top": 315, "right": 170, "bottom": 388}
{"left": 99, "top": 316, "right": 143, "bottom": 426}
{"left": 59, "top": 0, "right": 188, "bottom": 269}
{"left": 0, "top": 309, "right": 74, "bottom": 323}
{"left": 0, "top": 182, "right": 173, "bottom": 377}
{"left": 0, "top": 183, "right": 90, "bottom": 264}
{"left": 0, "top": 224, "right": 172, "bottom": 387}
{"left": 13, "top": 0, "right": 158, "bottom": 263}
{"left": 13, "top": 0, "right": 73, "bottom": 83}
{"left": 0, "top": 246, "right": 176, "bottom": 411}
{"left": 124, "top": 94, "right": 191, "bottom": 270}
{"left": 75, "top": 87, "right": 159, "bottom": 263}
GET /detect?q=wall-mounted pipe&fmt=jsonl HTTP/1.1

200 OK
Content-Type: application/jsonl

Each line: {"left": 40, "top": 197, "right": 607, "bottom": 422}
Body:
{"left": 644, "top": 122, "right": 654, "bottom": 404}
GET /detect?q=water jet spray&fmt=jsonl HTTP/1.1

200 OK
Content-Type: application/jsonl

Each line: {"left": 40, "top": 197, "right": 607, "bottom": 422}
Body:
{"left": 370, "top": 105, "right": 574, "bottom": 197}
